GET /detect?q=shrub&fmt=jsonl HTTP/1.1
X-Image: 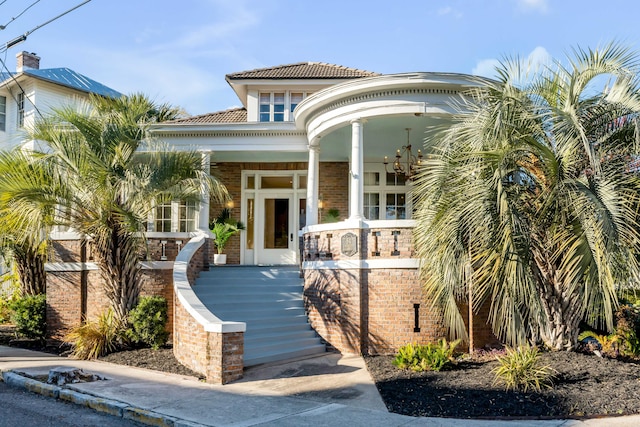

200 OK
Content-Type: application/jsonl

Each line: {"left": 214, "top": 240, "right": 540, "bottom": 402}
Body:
{"left": 10, "top": 294, "right": 46, "bottom": 339}
{"left": 579, "top": 304, "right": 640, "bottom": 358}
{"left": 578, "top": 330, "right": 621, "bottom": 357}
{"left": 615, "top": 304, "right": 640, "bottom": 357}
{"left": 66, "top": 309, "right": 125, "bottom": 359}
{"left": 492, "top": 346, "right": 555, "bottom": 392}
{"left": 0, "top": 279, "right": 19, "bottom": 323}
{"left": 126, "top": 296, "right": 168, "bottom": 350}
{"left": 393, "top": 339, "right": 460, "bottom": 372}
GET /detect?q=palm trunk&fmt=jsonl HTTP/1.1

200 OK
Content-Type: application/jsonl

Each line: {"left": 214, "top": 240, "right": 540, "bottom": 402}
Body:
{"left": 92, "top": 222, "right": 142, "bottom": 322}
{"left": 14, "top": 243, "right": 47, "bottom": 296}
{"left": 531, "top": 246, "right": 582, "bottom": 350}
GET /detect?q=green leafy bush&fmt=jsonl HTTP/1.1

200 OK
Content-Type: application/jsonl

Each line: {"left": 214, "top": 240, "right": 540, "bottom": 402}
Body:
{"left": 0, "top": 279, "right": 20, "bottom": 323}
{"left": 10, "top": 294, "right": 46, "bottom": 339}
{"left": 66, "top": 309, "right": 125, "bottom": 359}
{"left": 492, "top": 346, "right": 555, "bottom": 392}
{"left": 579, "top": 304, "right": 640, "bottom": 358}
{"left": 393, "top": 339, "right": 460, "bottom": 372}
{"left": 578, "top": 330, "right": 621, "bottom": 357}
{"left": 126, "top": 296, "right": 168, "bottom": 350}
{"left": 615, "top": 304, "right": 640, "bottom": 357}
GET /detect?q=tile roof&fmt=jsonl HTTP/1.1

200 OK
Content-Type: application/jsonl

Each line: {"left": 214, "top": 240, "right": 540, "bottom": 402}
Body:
{"left": 167, "top": 107, "right": 248, "bottom": 124}
{"left": 0, "top": 68, "right": 121, "bottom": 98}
{"left": 226, "top": 62, "right": 379, "bottom": 80}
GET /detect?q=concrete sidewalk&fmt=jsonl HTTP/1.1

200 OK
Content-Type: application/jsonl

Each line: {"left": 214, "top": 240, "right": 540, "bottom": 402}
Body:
{"left": 1, "top": 346, "right": 639, "bottom": 427}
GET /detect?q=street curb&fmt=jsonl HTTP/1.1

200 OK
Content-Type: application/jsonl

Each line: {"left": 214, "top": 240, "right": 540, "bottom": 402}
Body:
{"left": 1, "top": 370, "right": 196, "bottom": 427}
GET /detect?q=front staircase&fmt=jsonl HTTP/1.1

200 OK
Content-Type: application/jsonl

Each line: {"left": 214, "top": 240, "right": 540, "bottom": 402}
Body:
{"left": 193, "top": 266, "right": 326, "bottom": 366}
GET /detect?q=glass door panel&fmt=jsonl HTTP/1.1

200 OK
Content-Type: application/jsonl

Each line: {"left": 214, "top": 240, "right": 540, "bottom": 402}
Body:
{"left": 264, "top": 198, "right": 289, "bottom": 249}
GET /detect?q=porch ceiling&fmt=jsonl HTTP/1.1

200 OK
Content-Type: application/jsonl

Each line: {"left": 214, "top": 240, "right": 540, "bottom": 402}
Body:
{"left": 318, "top": 114, "right": 446, "bottom": 162}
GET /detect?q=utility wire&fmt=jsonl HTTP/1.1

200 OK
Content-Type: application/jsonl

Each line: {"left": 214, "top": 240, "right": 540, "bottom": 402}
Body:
{"left": 0, "top": 0, "right": 93, "bottom": 119}
{"left": 1, "top": 0, "right": 92, "bottom": 51}
{"left": 0, "top": 0, "right": 41, "bottom": 31}
{"left": 0, "top": 53, "right": 44, "bottom": 120}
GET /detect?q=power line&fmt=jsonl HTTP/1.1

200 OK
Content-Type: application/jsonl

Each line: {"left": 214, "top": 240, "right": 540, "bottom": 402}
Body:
{"left": 0, "top": 53, "right": 44, "bottom": 120}
{"left": 1, "top": 0, "right": 92, "bottom": 52}
{"left": 0, "top": 0, "right": 41, "bottom": 31}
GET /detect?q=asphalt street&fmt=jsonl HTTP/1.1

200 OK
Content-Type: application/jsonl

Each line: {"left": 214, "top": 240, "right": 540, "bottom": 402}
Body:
{"left": 0, "top": 381, "right": 142, "bottom": 427}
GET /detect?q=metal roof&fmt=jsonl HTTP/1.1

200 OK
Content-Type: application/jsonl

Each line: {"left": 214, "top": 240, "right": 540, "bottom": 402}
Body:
{"left": 0, "top": 68, "right": 121, "bottom": 98}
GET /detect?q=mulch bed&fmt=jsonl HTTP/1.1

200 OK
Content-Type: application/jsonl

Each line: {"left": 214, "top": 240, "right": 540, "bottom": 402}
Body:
{"left": 364, "top": 351, "right": 640, "bottom": 419}
{"left": 3, "top": 324, "right": 640, "bottom": 419}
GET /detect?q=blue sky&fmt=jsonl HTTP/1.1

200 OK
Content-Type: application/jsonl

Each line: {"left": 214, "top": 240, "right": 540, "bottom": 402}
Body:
{"left": 1, "top": 0, "right": 638, "bottom": 115}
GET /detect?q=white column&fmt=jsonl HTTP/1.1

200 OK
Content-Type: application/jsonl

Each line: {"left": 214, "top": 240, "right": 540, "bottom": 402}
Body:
{"left": 306, "top": 144, "right": 320, "bottom": 227}
{"left": 198, "top": 151, "right": 211, "bottom": 232}
{"left": 349, "top": 119, "right": 364, "bottom": 220}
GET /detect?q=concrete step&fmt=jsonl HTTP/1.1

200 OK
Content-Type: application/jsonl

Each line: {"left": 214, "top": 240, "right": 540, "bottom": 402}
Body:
{"left": 245, "top": 321, "right": 312, "bottom": 336}
{"left": 194, "top": 283, "right": 303, "bottom": 293}
{"left": 244, "top": 344, "right": 327, "bottom": 366}
{"left": 245, "top": 337, "right": 323, "bottom": 354}
{"left": 208, "top": 299, "right": 304, "bottom": 311}
{"left": 244, "top": 329, "right": 319, "bottom": 344}
{"left": 210, "top": 307, "right": 307, "bottom": 321}
{"left": 192, "top": 292, "right": 303, "bottom": 305}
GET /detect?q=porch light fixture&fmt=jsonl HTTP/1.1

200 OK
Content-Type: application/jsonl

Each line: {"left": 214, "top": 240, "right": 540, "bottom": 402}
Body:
{"left": 383, "top": 128, "right": 423, "bottom": 180}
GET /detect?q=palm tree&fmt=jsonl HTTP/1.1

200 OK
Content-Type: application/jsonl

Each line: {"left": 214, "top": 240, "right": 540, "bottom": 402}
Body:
{"left": 29, "top": 93, "right": 228, "bottom": 321}
{"left": 0, "top": 150, "right": 60, "bottom": 296}
{"left": 414, "top": 43, "right": 640, "bottom": 350}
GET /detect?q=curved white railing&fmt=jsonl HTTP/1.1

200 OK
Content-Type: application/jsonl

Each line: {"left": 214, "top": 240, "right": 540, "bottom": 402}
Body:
{"left": 173, "top": 233, "right": 245, "bottom": 333}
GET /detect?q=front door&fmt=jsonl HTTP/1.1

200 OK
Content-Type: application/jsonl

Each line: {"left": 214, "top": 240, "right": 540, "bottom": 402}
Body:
{"left": 256, "top": 193, "right": 296, "bottom": 264}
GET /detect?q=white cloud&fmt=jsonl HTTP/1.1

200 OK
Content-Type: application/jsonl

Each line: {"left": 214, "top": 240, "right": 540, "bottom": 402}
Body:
{"left": 525, "top": 46, "right": 552, "bottom": 72}
{"left": 516, "top": 0, "right": 548, "bottom": 13}
{"left": 147, "top": 2, "right": 260, "bottom": 52}
{"left": 437, "top": 6, "right": 463, "bottom": 18}
{"left": 471, "top": 46, "right": 552, "bottom": 82}
{"left": 472, "top": 58, "right": 501, "bottom": 78}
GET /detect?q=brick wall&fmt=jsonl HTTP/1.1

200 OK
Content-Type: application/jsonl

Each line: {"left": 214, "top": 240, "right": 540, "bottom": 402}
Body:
{"left": 46, "top": 271, "right": 83, "bottom": 339}
{"left": 364, "top": 269, "right": 445, "bottom": 354}
{"left": 302, "top": 224, "right": 497, "bottom": 356}
{"left": 458, "top": 299, "right": 501, "bottom": 349}
{"left": 46, "top": 237, "right": 182, "bottom": 339}
{"left": 318, "top": 162, "right": 349, "bottom": 222}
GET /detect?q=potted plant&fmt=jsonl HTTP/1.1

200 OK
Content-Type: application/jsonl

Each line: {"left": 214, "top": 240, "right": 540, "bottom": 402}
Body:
{"left": 210, "top": 208, "right": 244, "bottom": 265}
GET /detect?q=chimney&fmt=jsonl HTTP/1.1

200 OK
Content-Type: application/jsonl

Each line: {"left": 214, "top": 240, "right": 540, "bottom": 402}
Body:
{"left": 16, "top": 51, "right": 40, "bottom": 72}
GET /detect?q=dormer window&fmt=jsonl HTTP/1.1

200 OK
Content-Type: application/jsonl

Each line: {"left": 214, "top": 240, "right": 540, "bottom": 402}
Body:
{"left": 259, "top": 91, "right": 313, "bottom": 122}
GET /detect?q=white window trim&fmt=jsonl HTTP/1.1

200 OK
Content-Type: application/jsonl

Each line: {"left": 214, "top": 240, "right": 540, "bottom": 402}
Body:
{"left": 148, "top": 198, "right": 199, "bottom": 234}
{"left": 258, "top": 91, "right": 313, "bottom": 122}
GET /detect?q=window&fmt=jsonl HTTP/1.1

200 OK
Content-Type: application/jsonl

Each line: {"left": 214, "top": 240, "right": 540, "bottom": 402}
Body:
{"left": 273, "top": 92, "right": 285, "bottom": 122}
{"left": 258, "top": 91, "right": 312, "bottom": 122}
{"left": 154, "top": 196, "right": 172, "bottom": 232}
{"left": 385, "top": 193, "right": 406, "bottom": 220}
{"left": 259, "top": 93, "right": 271, "bottom": 122}
{"left": 152, "top": 196, "right": 197, "bottom": 233}
{"left": 290, "top": 92, "right": 303, "bottom": 114}
{"left": 0, "top": 96, "right": 5, "bottom": 131}
{"left": 17, "top": 92, "right": 24, "bottom": 128}
{"left": 178, "top": 200, "right": 197, "bottom": 232}
{"left": 363, "top": 165, "right": 411, "bottom": 220}
{"left": 364, "top": 193, "right": 380, "bottom": 220}
{"left": 259, "top": 92, "right": 285, "bottom": 122}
